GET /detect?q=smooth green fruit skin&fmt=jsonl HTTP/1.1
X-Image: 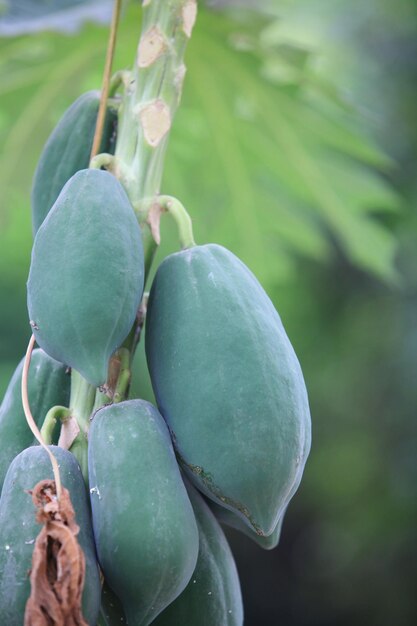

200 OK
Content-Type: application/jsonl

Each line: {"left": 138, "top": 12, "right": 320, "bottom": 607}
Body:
{"left": 27, "top": 169, "right": 144, "bottom": 387}
{"left": 146, "top": 244, "right": 311, "bottom": 536}
{"left": 31, "top": 90, "right": 117, "bottom": 234}
{"left": 208, "top": 499, "right": 286, "bottom": 550}
{"left": 88, "top": 400, "right": 199, "bottom": 626}
{"left": 153, "top": 483, "right": 243, "bottom": 626}
{"left": 0, "top": 349, "right": 70, "bottom": 492}
{"left": 0, "top": 446, "right": 101, "bottom": 625}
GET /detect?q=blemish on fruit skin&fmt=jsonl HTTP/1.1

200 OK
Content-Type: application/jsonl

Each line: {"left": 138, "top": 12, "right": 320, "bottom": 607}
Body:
{"left": 175, "top": 448, "right": 264, "bottom": 534}
{"left": 90, "top": 486, "right": 101, "bottom": 499}
{"left": 207, "top": 271, "right": 217, "bottom": 286}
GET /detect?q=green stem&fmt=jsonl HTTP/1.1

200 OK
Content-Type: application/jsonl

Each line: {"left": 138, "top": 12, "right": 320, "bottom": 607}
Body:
{"left": 40, "top": 405, "right": 71, "bottom": 445}
{"left": 121, "top": 293, "right": 148, "bottom": 357}
{"left": 143, "top": 227, "right": 158, "bottom": 283}
{"left": 93, "top": 389, "right": 110, "bottom": 413}
{"left": 70, "top": 434, "right": 89, "bottom": 485}
{"left": 159, "top": 195, "right": 196, "bottom": 249}
{"left": 86, "top": 0, "right": 199, "bottom": 407}
{"left": 92, "top": 346, "right": 132, "bottom": 409}
{"left": 68, "top": 369, "right": 96, "bottom": 482}
{"left": 69, "top": 370, "right": 96, "bottom": 432}
{"left": 70, "top": 1, "right": 197, "bottom": 438}
{"left": 109, "top": 69, "right": 131, "bottom": 97}
{"left": 113, "top": 348, "right": 131, "bottom": 402}
{"left": 90, "top": 153, "right": 115, "bottom": 170}
{"left": 115, "top": 0, "right": 197, "bottom": 282}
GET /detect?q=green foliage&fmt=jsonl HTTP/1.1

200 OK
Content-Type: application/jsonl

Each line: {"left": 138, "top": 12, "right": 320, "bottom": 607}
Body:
{"left": 0, "top": 1, "right": 402, "bottom": 389}
{"left": 171, "top": 9, "right": 401, "bottom": 283}
{"left": 0, "top": 4, "right": 400, "bottom": 300}
{"left": 0, "top": 0, "right": 113, "bottom": 36}
{"left": 0, "top": 3, "right": 414, "bottom": 624}
{"left": 145, "top": 243, "right": 311, "bottom": 536}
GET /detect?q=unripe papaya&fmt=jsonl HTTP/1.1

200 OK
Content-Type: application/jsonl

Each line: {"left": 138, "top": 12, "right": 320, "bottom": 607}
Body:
{"left": 208, "top": 499, "right": 286, "bottom": 550}
{"left": 0, "top": 349, "right": 70, "bottom": 491}
{"left": 130, "top": 323, "right": 156, "bottom": 404}
{"left": 153, "top": 483, "right": 243, "bottom": 626}
{"left": 0, "top": 446, "right": 101, "bottom": 625}
{"left": 88, "top": 400, "right": 199, "bottom": 626}
{"left": 31, "top": 90, "right": 117, "bottom": 234}
{"left": 27, "top": 169, "right": 144, "bottom": 387}
{"left": 99, "top": 583, "right": 128, "bottom": 625}
{"left": 146, "top": 243, "right": 311, "bottom": 536}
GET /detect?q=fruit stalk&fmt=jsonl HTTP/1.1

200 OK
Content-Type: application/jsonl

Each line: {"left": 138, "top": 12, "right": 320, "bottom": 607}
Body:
{"left": 67, "top": 369, "right": 96, "bottom": 482}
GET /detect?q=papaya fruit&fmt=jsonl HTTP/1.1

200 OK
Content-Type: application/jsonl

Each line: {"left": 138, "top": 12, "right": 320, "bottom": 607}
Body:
{"left": 145, "top": 243, "right": 311, "bottom": 536}
{"left": 88, "top": 399, "right": 199, "bottom": 626}
{"left": 0, "top": 445, "right": 101, "bottom": 625}
{"left": 27, "top": 168, "right": 144, "bottom": 387}
{"left": 31, "top": 90, "right": 117, "bottom": 234}
{"left": 129, "top": 321, "right": 156, "bottom": 404}
{"left": 153, "top": 483, "right": 243, "bottom": 626}
{"left": 0, "top": 348, "right": 70, "bottom": 491}
{"left": 208, "top": 499, "right": 286, "bottom": 550}
{"left": 98, "top": 583, "right": 128, "bottom": 626}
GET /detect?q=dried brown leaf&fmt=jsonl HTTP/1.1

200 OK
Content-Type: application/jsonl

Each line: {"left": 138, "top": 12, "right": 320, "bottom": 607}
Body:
{"left": 24, "top": 479, "right": 88, "bottom": 626}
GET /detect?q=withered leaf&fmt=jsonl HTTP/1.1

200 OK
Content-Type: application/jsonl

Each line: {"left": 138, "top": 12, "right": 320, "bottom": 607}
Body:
{"left": 24, "top": 479, "right": 88, "bottom": 626}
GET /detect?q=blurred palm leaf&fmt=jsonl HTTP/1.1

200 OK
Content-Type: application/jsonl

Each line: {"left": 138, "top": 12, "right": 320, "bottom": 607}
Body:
{"left": 0, "top": 0, "right": 113, "bottom": 36}
{"left": 0, "top": 3, "right": 401, "bottom": 292}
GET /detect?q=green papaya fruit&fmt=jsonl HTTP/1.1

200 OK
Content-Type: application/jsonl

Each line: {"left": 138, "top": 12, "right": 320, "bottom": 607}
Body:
{"left": 0, "top": 348, "right": 70, "bottom": 491}
{"left": 129, "top": 322, "right": 156, "bottom": 404}
{"left": 98, "top": 583, "right": 128, "bottom": 626}
{"left": 88, "top": 399, "right": 199, "bottom": 626}
{"left": 32, "top": 90, "right": 117, "bottom": 234}
{"left": 208, "top": 499, "right": 286, "bottom": 550}
{"left": 152, "top": 483, "right": 243, "bottom": 626}
{"left": 27, "top": 169, "right": 144, "bottom": 387}
{"left": 0, "top": 445, "right": 101, "bottom": 625}
{"left": 145, "top": 243, "right": 311, "bottom": 536}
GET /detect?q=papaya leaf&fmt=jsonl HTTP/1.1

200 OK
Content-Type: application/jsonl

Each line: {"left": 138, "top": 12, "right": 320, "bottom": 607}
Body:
{"left": 0, "top": 0, "right": 112, "bottom": 36}
{"left": 0, "top": 4, "right": 402, "bottom": 289}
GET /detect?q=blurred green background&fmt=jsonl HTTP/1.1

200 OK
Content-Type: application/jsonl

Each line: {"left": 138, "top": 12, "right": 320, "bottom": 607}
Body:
{"left": 0, "top": 1, "right": 416, "bottom": 624}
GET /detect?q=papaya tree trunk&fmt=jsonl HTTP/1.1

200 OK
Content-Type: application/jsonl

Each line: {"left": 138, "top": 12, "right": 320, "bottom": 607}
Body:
{"left": 115, "top": 0, "right": 197, "bottom": 274}
{"left": 68, "top": 0, "right": 198, "bottom": 449}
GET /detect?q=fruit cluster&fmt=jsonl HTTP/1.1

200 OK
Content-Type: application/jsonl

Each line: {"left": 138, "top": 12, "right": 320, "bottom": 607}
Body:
{"left": 0, "top": 93, "right": 311, "bottom": 625}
